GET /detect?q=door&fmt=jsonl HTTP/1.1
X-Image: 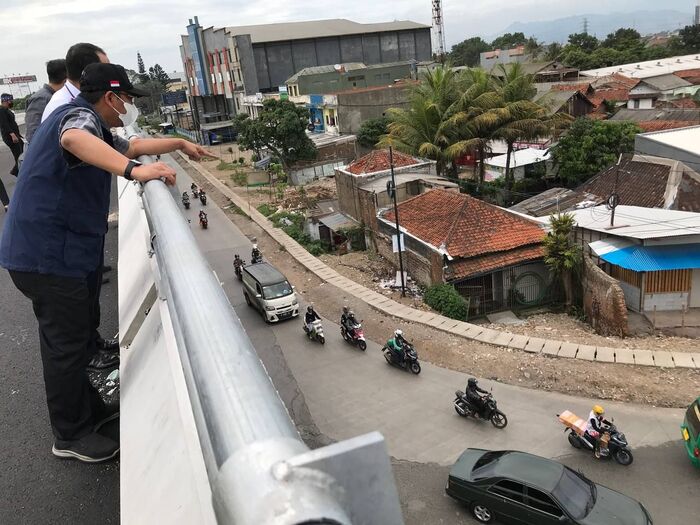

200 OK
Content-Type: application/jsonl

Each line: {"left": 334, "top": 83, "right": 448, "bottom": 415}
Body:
{"left": 524, "top": 487, "right": 565, "bottom": 524}
{"left": 486, "top": 480, "right": 530, "bottom": 524}
{"left": 691, "top": 269, "right": 700, "bottom": 308}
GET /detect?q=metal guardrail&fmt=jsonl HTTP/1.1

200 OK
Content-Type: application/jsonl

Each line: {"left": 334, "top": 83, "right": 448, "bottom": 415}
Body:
{"left": 125, "top": 127, "right": 403, "bottom": 524}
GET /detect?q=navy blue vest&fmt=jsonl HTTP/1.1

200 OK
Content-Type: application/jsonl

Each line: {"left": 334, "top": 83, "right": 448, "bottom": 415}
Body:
{"left": 0, "top": 96, "right": 112, "bottom": 278}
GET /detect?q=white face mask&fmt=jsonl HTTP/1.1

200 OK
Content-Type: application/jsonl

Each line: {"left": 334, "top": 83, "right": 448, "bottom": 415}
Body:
{"left": 112, "top": 94, "right": 139, "bottom": 128}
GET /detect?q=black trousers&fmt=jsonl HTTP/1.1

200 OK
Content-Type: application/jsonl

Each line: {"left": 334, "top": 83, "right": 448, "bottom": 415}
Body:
{"left": 10, "top": 269, "right": 105, "bottom": 441}
{"left": 0, "top": 175, "right": 8, "bottom": 207}
{"left": 3, "top": 139, "right": 23, "bottom": 176}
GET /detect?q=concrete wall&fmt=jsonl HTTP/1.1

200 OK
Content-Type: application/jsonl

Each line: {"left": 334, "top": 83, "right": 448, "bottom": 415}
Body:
{"left": 337, "top": 84, "right": 411, "bottom": 134}
{"left": 296, "top": 63, "right": 412, "bottom": 96}
{"left": 252, "top": 28, "right": 431, "bottom": 92}
{"left": 643, "top": 292, "right": 689, "bottom": 312}
{"left": 235, "top": 35, "right": 259, "bottom": 95}
{"left": 618, "top": 280, "right": 642, "bottom": 312}
{"left": 627, "top": 98, "right": 654, "bottom": 109}
{"left": 582, "top": 256, "right": 629, "bottom": 336}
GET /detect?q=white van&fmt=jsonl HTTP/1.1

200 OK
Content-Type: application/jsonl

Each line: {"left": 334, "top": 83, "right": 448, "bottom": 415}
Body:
{"left": 242, "top": 262, "right": 299, "bottom": 322}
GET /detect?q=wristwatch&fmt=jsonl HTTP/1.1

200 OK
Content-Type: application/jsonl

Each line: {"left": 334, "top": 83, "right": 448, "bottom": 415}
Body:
{"left": 123, "top": 160, "right": 142, "bottom": 180}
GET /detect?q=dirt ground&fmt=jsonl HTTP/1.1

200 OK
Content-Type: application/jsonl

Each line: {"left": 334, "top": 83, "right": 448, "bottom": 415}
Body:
{"left": 479, "top": 312, "right": 700, "bottom": 353}
{"left": 176, "top": 155, "right": 700, "bottom": 409}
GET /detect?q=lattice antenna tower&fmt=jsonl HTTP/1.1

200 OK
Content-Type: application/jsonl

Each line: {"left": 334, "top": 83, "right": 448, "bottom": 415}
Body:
{"left": 583, "top": 17, "right": 589, "bottom": 34}
{"left": 432, "top": 0, "right": 447, "bottom": 62}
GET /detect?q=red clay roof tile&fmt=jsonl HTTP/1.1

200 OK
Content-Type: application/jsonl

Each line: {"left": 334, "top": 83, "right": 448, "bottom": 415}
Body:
{"left": 346, "top": 149, "right": 422, "bottom": 175}
{"left": 451, "top": 245, "right": 545, "bottom": 280}
{"left": 383, "top": 189, "right": 545, "bottom": 259}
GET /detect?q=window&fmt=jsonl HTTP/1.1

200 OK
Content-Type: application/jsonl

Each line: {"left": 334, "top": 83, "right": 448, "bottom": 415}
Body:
{"left": 551, "top": 469, "right": 594, "bottom": 520}
{"left": 633, "top": 99, "right": 640, "bottom": 109}
{"left": 228, "top": 48, "right": 233, "bottom": 62}
{"left": 235, "top": 97, "right": 240, "bottom": 110}
{"left": 375, "top": 74, "right": 382, "bottom": 81}
{"left": 211, "top": 73, "right": 215, "bottom": 84}
{"left": 217, "top": 72, "right": 223, "bottom": 84}
{"left": 237, "top": 68, "right": 242, "bottom": 82}
{"left": 347, "top": 75, "right": 365, "bottom": 81}
{"left": 526, "top": 487, "right": 563, "bottom": 517}
{"left": 225, "top": 71, "right": 231, "bottom": 82}
{"left": 686, "top": 400, "right": 700, "bottom": 438}
{"left": 488, "top": 480, "right": 525, "bottom": 504}
{"left": 263, "top": 281, "right": 293, "bottom": 299}
{"left": 255, "top": 283, "right": 262, "bottom": 295}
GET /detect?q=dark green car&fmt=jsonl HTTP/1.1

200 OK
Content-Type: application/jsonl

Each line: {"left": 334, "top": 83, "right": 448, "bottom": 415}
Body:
{"left": 446, "top": 449, "right": 652, "bottom": 524}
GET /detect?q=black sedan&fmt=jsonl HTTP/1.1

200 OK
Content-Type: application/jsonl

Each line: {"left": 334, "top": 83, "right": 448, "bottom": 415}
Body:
{"left": 446, "top": 449, "right": 652, "bottom": 524}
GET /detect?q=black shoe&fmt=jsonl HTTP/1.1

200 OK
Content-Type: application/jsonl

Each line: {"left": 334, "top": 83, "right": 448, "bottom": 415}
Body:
{"left": 97, "top": 337, "right": 119, "bottom": 351}
{"left": 94, "top": 403, "right": 120, "bottom": 431}
{"left": 101, "top": 265, "right": 112, "bottom": 273}
{"left": 87, "top": 350, "right": 119, "bottom": 371}
{"left": 52, "top": 432, "right": 119, "bottom": 463}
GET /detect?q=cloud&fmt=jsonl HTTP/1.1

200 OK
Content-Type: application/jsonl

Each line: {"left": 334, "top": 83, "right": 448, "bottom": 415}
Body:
{"left": 0, "top": 0, "right": 694, "bottom": 88}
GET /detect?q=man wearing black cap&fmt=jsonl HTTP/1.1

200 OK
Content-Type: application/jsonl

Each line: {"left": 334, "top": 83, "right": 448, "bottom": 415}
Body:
{"left": 0, "top": 63, "right": 215, "bottom": 463}
{"left": 0, "top": 93, "right": 23, "bottom": 179}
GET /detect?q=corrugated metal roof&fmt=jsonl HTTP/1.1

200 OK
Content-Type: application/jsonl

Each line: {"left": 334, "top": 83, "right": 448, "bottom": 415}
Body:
{"left": 484, "top": 148, "right": 551, "bottom": 168}
{"left": 226, "top": 19, "right": 429, "bottom": 44}
{"left": 589, "top": 239, "right": 700, "bottom": 271}
{"left": 319, "top": 212, "right": 359, "bottom": 231}
{"left": 640, "top": 73, "right": 692, "bottom": 91}
{"left": 286, "top": 63, "right": 366, "bottom": 84}
{"left": 582, "top": 53, "right": 700, "bottom": 79}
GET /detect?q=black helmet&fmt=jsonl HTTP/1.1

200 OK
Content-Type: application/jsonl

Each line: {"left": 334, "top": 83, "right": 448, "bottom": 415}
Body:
{"left": 467, "top": 378, "right": 478, "bottom": 388}
{"left": 307, "top": 305, "right": 313, "bottom": 313}
{"left": 342, "top": 306, "right": 349, "bottom": 314}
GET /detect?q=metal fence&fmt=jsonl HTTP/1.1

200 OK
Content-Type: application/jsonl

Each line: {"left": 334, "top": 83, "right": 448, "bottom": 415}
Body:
{"left": 125, "top": 126, "right": 403, "bottom": 524}
{"left": 453, "top": 262, "right": 560, "bottom": 318}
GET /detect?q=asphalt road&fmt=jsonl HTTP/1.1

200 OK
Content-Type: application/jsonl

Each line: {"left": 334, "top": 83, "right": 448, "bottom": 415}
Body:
{"left": 170, "top": 154, "right": 700, "bottom": 525}
{"left": 0, "top": 142, "right": 119, "bottom": 525}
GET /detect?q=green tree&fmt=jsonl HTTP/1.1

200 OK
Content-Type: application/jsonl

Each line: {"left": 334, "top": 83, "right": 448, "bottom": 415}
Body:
{"left": 148, "top": 64, "right": 170, "bottom": 89}
{"left": 545, "top": 42, "right": 563, "bottom": 61}
{"left": 675, "top": 25, "right": 700, "bottom": 53}
{"left": 357, "top": 117, "right": 388, "bottom": 148}
{"left": 449, "top": 36, "right": 490, "bottom": 67}
{"left": 543, "top": 213, "right": 581, "bottom": 308}
{"left": 491, "top": 32, "right": 527, "bottom": 50}
{"left": 601, "top": 28, "right": 642, "bottom": 50}
{"left": 559, "top": 46, "right": 591, "bottom": 69}
{"left": 567, "top": 32, "right": 599, "bottom": 52}
{"left": 550, "top": 119, "right": 641, "bottom": 185}
{"left": 380, "top": 67, "right": 461, "bottom": 176}
{"left": 236, "top": 99, "right": 317, "bottom": 170}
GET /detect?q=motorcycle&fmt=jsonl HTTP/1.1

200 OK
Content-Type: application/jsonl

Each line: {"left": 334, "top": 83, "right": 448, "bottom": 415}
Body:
{"left": 454, "top": 390, "right": 507, "bottom": 429}
{"left": 192, "top": 185, "right": 200, "bottom": 199}
{"left": 303, "top": 319, "right": 325, "bottom": 344}
{"left": 382, "top": 341, "right": 421, "bottom": 374}
{"left": 559, "top": 414, "right": 633, "bottom": 466}
{"left": 199, "top": 211, "right": 208, "bottom": 229}
{"left": 234, "top": 258, "right": 245, "bottom": 281}
{"left": 182, "top": 193, "right": 190, "bottom": 210}
{"left": 341, "top": 321, "right": 367, "bottom": 351}
{"left": 199, "top": 190, "right": 207, "bottom": 205}
{"left": 251, "top": 250, "right": 263, "bottom": 264}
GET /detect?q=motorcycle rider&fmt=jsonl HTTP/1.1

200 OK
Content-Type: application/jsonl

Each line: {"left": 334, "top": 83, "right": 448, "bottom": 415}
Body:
{"left": 251, "top": 244, "right": 262, "bottom": 262}
{"left": 586, "top": 405, "right": 607, "bottom": 458}
{"left": 465, "top": 378, "right": 488, "bottom": 415}
{"left": 233, "top": 253, "right": 243, "bottom": 272}
{"left": 199, "top": 210, "right": 207, "bottom": 222}
{"left": 386, "top": 329, "right": 407, "bottom": 363}
{"left": 305, "top": 305, "right": 321, "bottom": 336}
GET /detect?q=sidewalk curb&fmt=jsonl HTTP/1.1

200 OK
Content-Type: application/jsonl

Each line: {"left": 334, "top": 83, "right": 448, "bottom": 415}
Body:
{"left": 177, "top": 151, "right": 696, "bottom": 371}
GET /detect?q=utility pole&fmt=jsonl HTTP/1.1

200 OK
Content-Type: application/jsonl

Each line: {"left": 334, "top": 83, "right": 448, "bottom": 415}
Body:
{"left": 608, "top": 154, "right": 622, "bottom": 227}
{"left": 389, "top": 147, "right": 407, "bottom": 297}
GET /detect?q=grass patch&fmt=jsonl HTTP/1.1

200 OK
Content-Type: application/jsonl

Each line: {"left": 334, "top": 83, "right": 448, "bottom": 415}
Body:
{"left": 218, "top": 161, "right": 240, "bottom": 171}
{"left": 229, "top": 167, "right": 248, "bottom": 186}
{"left": 257, "top": 203, "right": 275, "bottom": 217}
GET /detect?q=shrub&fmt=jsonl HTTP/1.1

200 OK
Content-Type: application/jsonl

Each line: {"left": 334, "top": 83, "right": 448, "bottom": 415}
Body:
{"left": 230, "top": 168, "right": 247, "bottom": 186}
{"left": 257, "top": 203, "right": 275, "bottom": 217}
{"left": 238, "top": 157, "right": 245, "bottom": 165}
{"left": 424, "top": 284, "right": 468, "bottom": 321}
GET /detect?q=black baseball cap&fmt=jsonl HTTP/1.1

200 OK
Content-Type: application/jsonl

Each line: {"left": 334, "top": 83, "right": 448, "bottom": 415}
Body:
{"left": 80, "top": 63, "right": 149, "bottom": 97}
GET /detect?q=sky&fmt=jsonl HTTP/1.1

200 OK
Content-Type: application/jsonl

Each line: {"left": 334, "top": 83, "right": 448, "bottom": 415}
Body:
{"left": 0, "top": 0, "right": 694, "bottom": 94}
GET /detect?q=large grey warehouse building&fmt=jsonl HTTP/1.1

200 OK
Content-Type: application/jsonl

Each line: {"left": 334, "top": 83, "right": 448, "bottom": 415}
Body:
{"left": 179, "top": 16, "right": 432, "bottom": 131}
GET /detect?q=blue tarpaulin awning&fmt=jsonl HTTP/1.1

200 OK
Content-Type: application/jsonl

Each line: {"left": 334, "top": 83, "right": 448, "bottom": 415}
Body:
{"left": 589, "top": 239, "right": 700, "bottom": 272}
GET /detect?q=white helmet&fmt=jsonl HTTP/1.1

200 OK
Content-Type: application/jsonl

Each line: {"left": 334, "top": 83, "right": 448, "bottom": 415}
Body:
{"left": 253, "top": 244, "right": 258, "bottom": 250}
{"left": 394, "top": 329, "right": 403, "bottom": 338}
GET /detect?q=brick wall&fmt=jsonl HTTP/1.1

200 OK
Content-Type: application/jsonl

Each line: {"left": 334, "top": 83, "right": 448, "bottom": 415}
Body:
{"left": 375, "top": 232, "right": 442, "bottom": 287}
{"left": 582, "top": 256, "right": 628, "bottom": 336}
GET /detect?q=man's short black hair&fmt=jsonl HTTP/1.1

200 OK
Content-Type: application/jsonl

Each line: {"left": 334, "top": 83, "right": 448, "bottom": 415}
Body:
{"left": 66, "top": 43, "right": 105, "bottom": 82}
{"left": 46, "top": 59, "right": 67, "bottom": 85}
{"left": 81, "top": 90, "right": 107, "bottom": 104}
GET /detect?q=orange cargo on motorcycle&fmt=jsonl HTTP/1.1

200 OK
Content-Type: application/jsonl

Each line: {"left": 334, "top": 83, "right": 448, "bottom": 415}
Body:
{"left": 559, "top": 410, "right": 587, "bottom": 436}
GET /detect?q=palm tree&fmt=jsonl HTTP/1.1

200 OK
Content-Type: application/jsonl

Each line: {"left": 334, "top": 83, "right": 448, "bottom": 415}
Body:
{"left": 379, "top": 67, "right": 460, "bottom": 176}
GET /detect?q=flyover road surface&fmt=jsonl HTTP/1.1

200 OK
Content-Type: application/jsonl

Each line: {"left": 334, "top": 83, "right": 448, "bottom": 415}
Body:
{"left": 0, "top": 141, "right": 120, "bottom": 524}
{"left": 168, "top": 154, "right": 699, "bottom": 525}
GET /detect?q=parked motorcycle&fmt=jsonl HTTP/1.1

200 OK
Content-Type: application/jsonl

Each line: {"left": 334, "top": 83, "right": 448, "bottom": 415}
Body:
{"left": 382, "top": 341, "right": 421, "bottom": 374}
{"left": 182, "top": 192, "right": 190, "bottom": 209}
{"left": 303, "top": 319, "right": 325, "bottom": 344}
{"left": 199, "top": 211, "right": 208, "bottom": 229}
{"left": 454, "top": 390, "right": 507, "bottom": 428}
{"left": 559, "top": 413, "right": 633, "bottom": 466}
{"left": 199, "top": 189, "right": 207, "bottom": 205}
{"left": 341, "top": 321, "right": 367, "bottom": 351}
